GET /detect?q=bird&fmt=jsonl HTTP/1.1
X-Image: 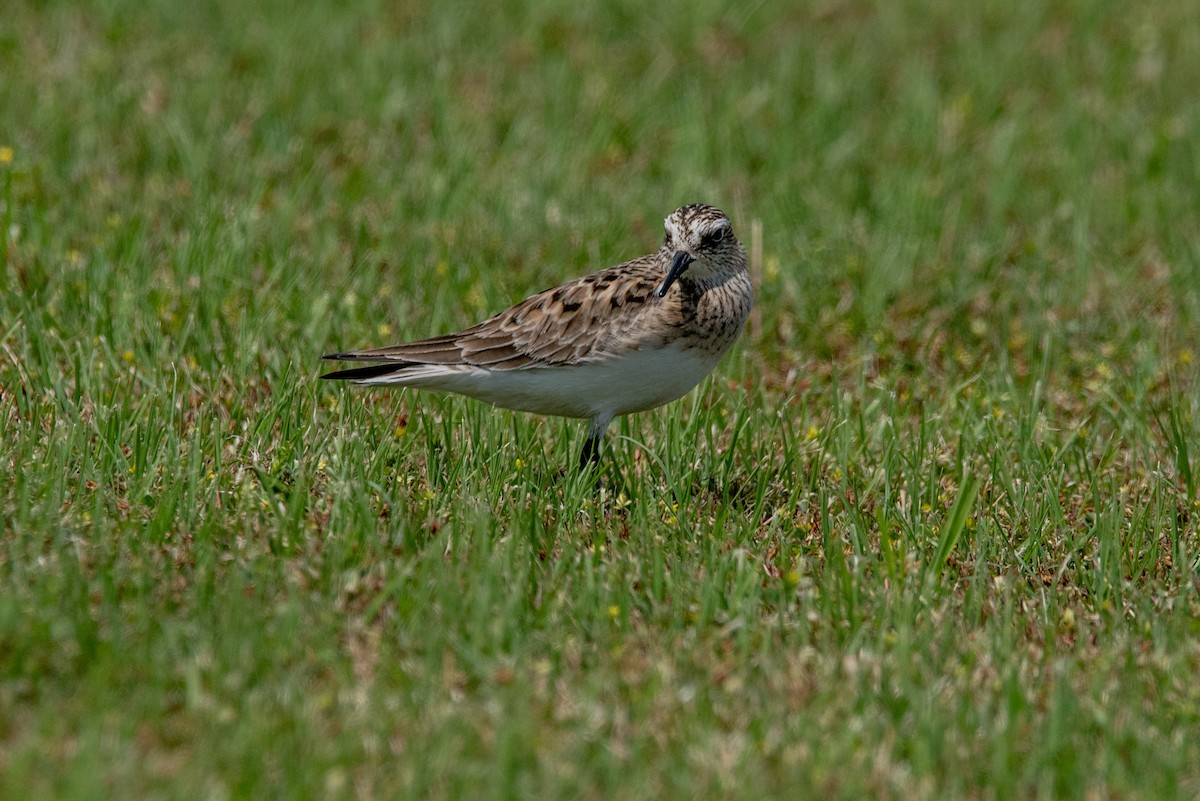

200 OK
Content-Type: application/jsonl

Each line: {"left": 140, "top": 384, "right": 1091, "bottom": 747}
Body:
{"left": 321, "top": 203, "right": 753, "bottom": 472}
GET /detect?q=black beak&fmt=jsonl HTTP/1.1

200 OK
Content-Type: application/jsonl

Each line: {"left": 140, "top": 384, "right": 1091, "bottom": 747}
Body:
{"left": 655, "top": 251, "right": 694, "bottom": 298}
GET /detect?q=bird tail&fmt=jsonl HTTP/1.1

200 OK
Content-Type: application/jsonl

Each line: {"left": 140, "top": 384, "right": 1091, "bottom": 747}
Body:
{"left": 320, "top": 353, "right": 470, "bottom": 385}
{"left": 319, "top": 360, "right": 411, "bottom": 382}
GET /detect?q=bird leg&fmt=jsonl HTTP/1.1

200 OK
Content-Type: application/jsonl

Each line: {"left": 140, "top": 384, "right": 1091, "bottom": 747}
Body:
{"left": 578, "top": 415, "right": 612, "bottom": 475}
{"left": 578, "top": 431, "right": 602, "bottom": 472}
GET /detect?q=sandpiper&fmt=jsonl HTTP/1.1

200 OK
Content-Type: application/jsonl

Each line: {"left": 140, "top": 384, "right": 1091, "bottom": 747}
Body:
{"left": 322, "top": 203, "right": 753, "bottom": 470}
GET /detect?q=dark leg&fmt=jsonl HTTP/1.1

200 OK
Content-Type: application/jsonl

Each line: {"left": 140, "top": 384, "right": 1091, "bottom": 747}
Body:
{"left": 578, "top": 417, "right": 612, "bottom": 492}
{"left": 578, "top": 431, "right": 602, "bottom": 472}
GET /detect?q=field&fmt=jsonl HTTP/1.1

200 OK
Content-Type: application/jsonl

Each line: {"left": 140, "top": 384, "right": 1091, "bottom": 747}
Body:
{"left": 3, "top": 0, "right": 1200, "bottom": 798}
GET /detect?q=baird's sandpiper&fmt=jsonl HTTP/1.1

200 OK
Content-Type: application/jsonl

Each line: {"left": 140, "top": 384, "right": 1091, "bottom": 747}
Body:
{"left": 322, "top": 203, "right": 753, "bottom": 470}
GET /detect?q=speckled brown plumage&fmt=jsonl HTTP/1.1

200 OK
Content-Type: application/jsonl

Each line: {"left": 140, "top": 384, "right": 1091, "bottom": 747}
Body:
{"left": 322, "top": 204, "right": 753, "bottom": 471}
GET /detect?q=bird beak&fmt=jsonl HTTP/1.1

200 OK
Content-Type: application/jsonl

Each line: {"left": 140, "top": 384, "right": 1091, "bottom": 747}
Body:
{"left": 655, "top": 251, "right": 695, "bottom": 298}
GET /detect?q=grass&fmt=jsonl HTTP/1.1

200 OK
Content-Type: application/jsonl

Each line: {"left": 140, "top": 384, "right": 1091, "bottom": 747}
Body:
{"left": 2, "top": 0, "right": 1200, "bottom": 798}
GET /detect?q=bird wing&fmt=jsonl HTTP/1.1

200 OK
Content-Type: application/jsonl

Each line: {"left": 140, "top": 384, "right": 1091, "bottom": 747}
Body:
{"left": 323, "top": 254, "right": 668, "bottom": 371}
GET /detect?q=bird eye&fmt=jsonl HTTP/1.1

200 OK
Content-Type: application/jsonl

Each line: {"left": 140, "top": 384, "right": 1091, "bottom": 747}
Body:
{"left": 702, "top": 227, "right": 728, "bottom": 248}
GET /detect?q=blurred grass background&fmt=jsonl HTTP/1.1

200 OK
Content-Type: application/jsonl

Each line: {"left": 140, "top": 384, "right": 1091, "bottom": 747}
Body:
{"left": 2, "top": 0, "right": 1199, "bottom": 798}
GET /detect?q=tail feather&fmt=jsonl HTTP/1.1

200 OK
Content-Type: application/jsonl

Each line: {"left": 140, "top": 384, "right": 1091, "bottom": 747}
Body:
{"left": 321, "top": 351, "right": 396, "bottom": 362}
{"left": 319, "top": 361, "right": 412, "bottom": 381}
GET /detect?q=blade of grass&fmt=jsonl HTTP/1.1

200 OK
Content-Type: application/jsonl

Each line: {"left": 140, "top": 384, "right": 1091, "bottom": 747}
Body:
{"left": 931, "top": 472, "right": 981, "bottom": 584}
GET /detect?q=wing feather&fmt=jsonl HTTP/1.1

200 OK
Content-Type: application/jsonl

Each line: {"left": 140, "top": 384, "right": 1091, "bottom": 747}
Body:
{"left": 324, "top": 254, "right": 669, "bottom": 372}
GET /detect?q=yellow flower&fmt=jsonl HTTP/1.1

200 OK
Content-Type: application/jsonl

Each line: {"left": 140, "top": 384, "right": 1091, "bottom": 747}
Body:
{"left": 377, "top": 323, "right": 392, "bottom": 338}
{"left": 122, "top": 350, "right": 135, "bottom": 363}
{"left": 0, "top": 146, "right": 12, "bottom": 165}
{"left": 805, "top": 425, "right": 820, "bottom": 441}
{"left": 514, "top": 458, "right": 524, "bottom": 470}
{"left": 764, "top": 255, "right": 780, "bottom": 282}
{"left": 607, "top": 605, "right": 620, "bottom": 619}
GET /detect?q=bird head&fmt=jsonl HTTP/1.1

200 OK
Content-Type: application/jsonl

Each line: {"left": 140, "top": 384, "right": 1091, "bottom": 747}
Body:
{"left": 655, "top": 204, "right": 743, "bottom": 298}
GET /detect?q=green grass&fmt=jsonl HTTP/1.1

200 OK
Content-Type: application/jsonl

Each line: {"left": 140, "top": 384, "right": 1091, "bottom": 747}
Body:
{"left": 3, "top": 0, "right": 1200, "bottom": 798}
